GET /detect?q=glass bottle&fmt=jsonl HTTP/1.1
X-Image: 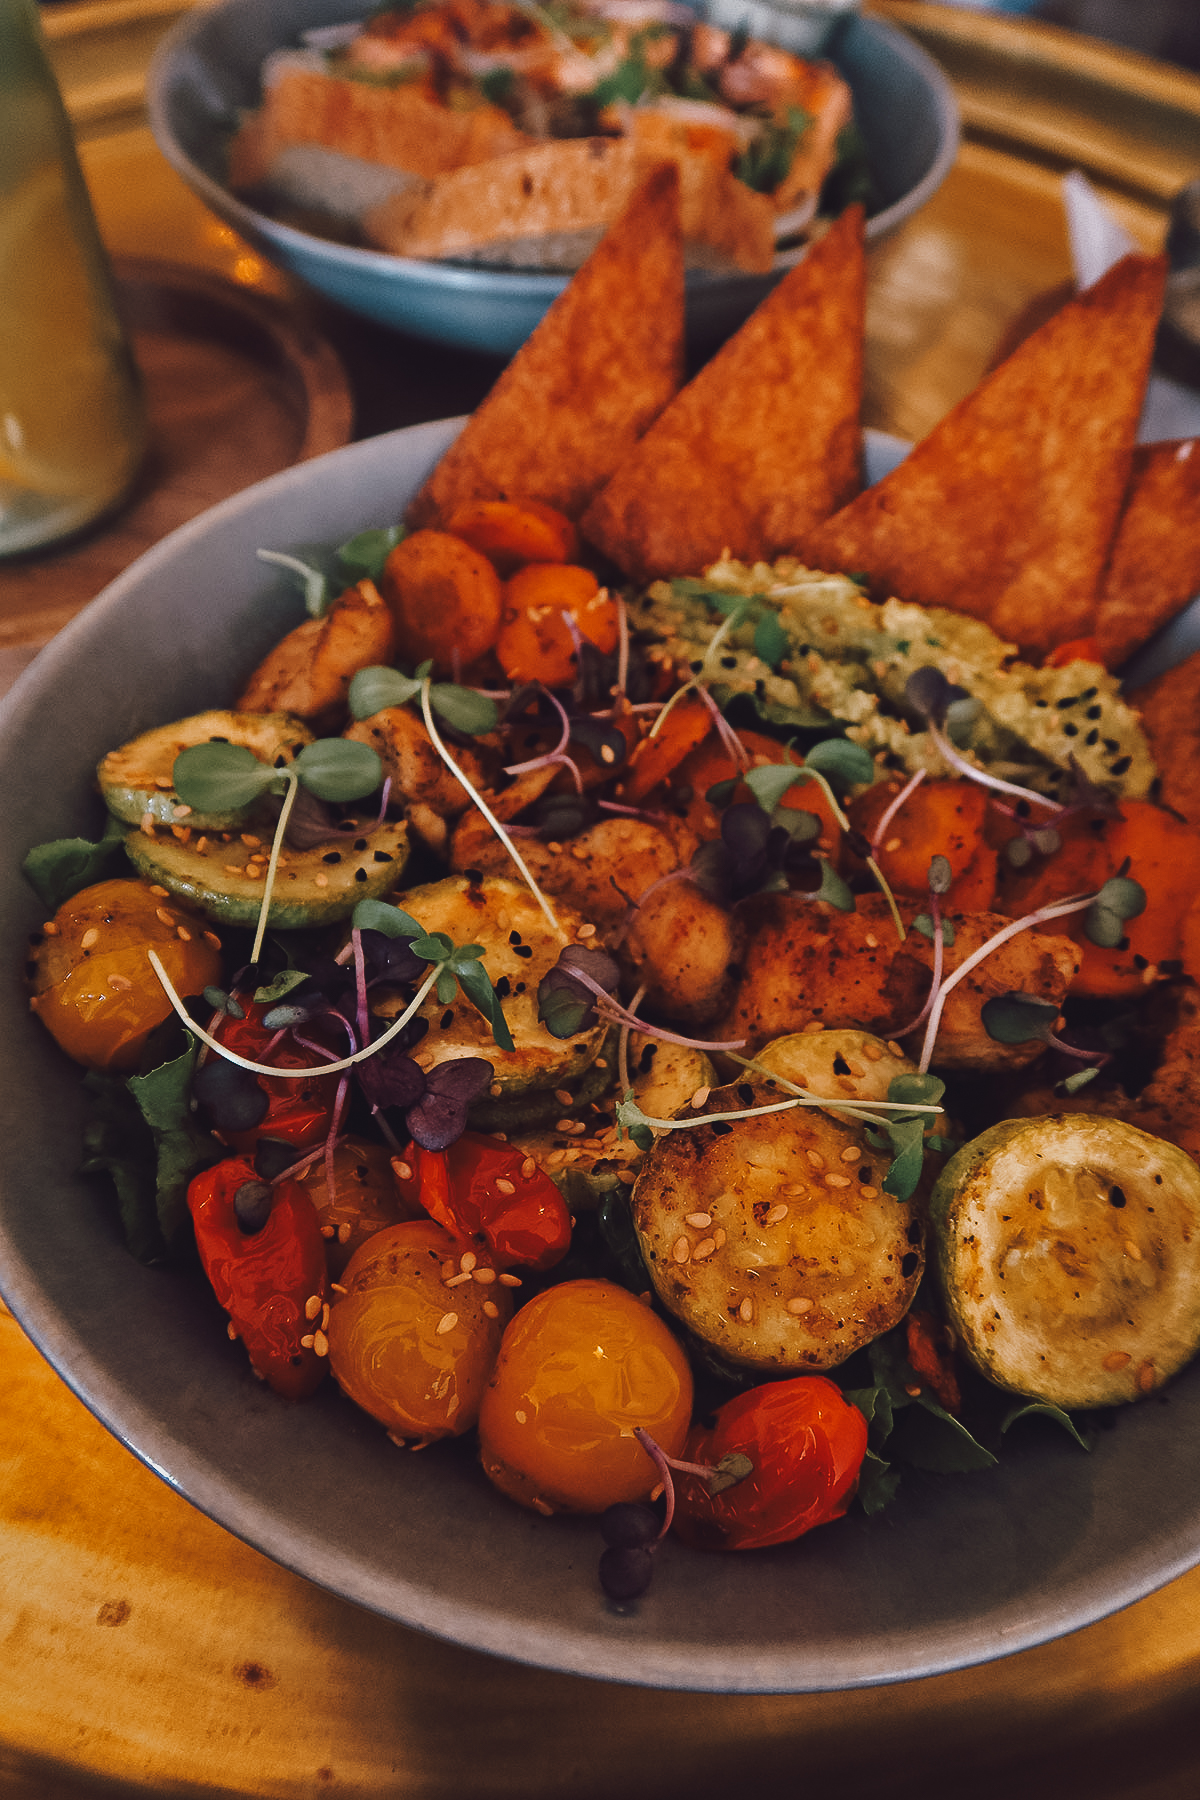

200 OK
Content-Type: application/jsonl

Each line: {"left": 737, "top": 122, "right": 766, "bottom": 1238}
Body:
{"left": 0, "top": 0, "right": 147, "bottom": 556}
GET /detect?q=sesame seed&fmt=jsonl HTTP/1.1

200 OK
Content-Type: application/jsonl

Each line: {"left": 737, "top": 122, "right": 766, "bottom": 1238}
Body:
{"left": 521, "top": 1158, "right": 536, "bottom": 1179}
{"left": 337, "top": 1222, "right": 351, "bottom": 1244}
{"left": 300, "top": 1334, "right": 315, "bottom": 1349}
{"left": 41, "top": 921, "right": 59, "bottom": 935}
{"left": 1103, "top": 1351, "right": 1131, "bottom": 1371}
{"left": 227, "top": 1321, "right": 238, "bottom": 1339}
{"left": 555, "top": 1119, "right": 576, "bottom": 1133}
{"left": 241, "top": 834, "right": 262, "bottom": 848}
{"left": 108, "top": 973, "right": 133, "bottom": 991}
{"left": 672, "top": 1236, "right": 691, "bottom": 1264}
{"left": 840, "top": 1145, "right": 862, "bottom": 1162}
{"left": 1124, "top": 1241, "right": 1143, "bottom": 1261}
{"left": 173, "top": 804, "right": 192, "bottom": 820}
{"left": 786, "top": 1297, "right": 812, "bottom": 1315}
{"left": 222, "top": 864, "right": 242, "bottom": 876}
{"left": 483, "top": 1300, "right": 500, "bottom": 1319}
{"left": 140, "top": 813, "right": 156, "bottom": 835}
{"left": 782, "top": 1183, "right": 807, "bottom": 1198}
{"left": 738, "top": 1297, "right": 754, "bottom": 1323}
{"left": 693, "top": 1237, "right": 717, "bottom": 1260}
{"left": 515, "top": 1409, "right": 528, "bottom": 1425}
{"left": 1137, "top": 1361, "right": 1156, "bottom": 1392}
{"left": 499, "top": 1272, "right": 522, "bottom": 1287}
{"left": 618, "top": 1168, "right": 637, "bottom": 1183}
{"left": 578, "top": 923, "right": 597, "bottom": 938}
{"left": 859, "top": 1185, "right": 880, "bottom": 1199}
{"left": 825, "top": 1173, "right": 852, "bottom": 1189}
{"left": 765, "top": 1204, "right": 789, "bottom": 1225}
{"left": 321, "top": 1305, "right": 329, "bottom": 1332}
{"left": 802, "top": 1019, "right": 824, "bottom": 1034}
{"left": 887, "top": 1041, "right": 903, "bottom": 1057}
{"left": 805, "top": 1150, "right": 826, "bottom": 1170}
{"left": 313, "top": 1329, "right": 328, "bottom": 1357}
{"left": 554, "top": 1090, "right": 574, "bottom": 1106}
{"left": 689, "top": 1087, "right": 711, "bottom": 1109}
{"left": 494, "top": 1178, "right": 516, "bottom": 1196}
{"left": 196, "top": 837, "right": 209, "bottom": 852}
{"left": 459, "top": 1252, "right": 477, "bottom": 1273}
{"left": 80, "top": 928, "right": 100, "bottom": 950}
{"left": 905, "top": 1384, "right": 922, "bottom": 1398}
{"left": 473, "top": 1266, "right": 497, "bottom": 1284}
{"left": 685, "top": 1213, "right": 712, "bottom": 1229}
{"left": 862, "top": 1043, "right": 883, "bottom": 1061}
{"left": 393, "top": 1160, "right": 414, "bottom": 1183}
{"left": 204, "top": 932, "right": 221, "bottom": 948}
{"left": 489, "top": 1082, "right": 503, "bottom": 1099}
{"left": 331, "top": 1283, "right": 347, "bottom": 1296}
{"left": 712, "top": 1228, "right": 726, "bottom": 1248}
{"left": 154, "top": 907, "right": 174, "bottom": 928}
{"left": 436, "top": 1313, "right": 458, "bottom": 1335}
{"left": 320, "top": 1225, "right": 335, "bottom": 1239}
{"left": 314, "top": 873, "right": 329, "bottom": 888}
{"left": 149, "top": 885, "right": 169, "bottom": 898}
{"left": 176, "top": 926, "right": 192, "bottom": 942}
{"left": 305, "top": 1294, "right": 322, "bottom": 1320}
{"left": 444, "top": 1271, "right": 473, "bottom": 1288}
{"left": 864, "top": 933, "right": 879, "bottom": 949}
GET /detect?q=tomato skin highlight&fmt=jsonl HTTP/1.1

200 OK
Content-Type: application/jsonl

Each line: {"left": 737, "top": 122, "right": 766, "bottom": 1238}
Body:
{"left": 395, "top": 1131, "right": 572, "bottom": 1271}
{"left": 188, "top": 1157, "right": 329, "bottom": 1400}
{"left": 672, "top": 1377, "right": 867, "bottom": 1551}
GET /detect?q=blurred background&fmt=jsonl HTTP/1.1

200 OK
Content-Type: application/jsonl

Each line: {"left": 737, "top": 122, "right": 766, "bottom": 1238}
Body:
{"left": 931, "top": 0, "right": 1200, "bottom": 69}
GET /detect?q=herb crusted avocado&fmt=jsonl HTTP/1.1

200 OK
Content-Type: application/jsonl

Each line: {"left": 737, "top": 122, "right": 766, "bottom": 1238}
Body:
{"left": 631, "top": 559, "right": 1154, "bottom": 802}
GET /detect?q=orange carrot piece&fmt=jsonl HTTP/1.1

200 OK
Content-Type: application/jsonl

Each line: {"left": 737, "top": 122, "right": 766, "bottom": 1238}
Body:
{"left": 622, "top": 695, "right": 713, "bottom": 804}
{"left": 495, "top": 563, "right": 618, "bottom": 688}
{"left": 444, "top": 498, "right": 580, "bottom": 576}
{"left": 664, "top": 726, "right": 843, "bottom": 855}
{"left": 380, "top": 529, "right": 503, "bottom": 674}
{"left": 848, "top": 779, "right": 991, "bottom": 896}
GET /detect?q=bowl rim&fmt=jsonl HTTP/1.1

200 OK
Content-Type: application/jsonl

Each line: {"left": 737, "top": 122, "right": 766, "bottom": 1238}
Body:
{"left": 144, "top": 0, "right": 960, "bottom": 293}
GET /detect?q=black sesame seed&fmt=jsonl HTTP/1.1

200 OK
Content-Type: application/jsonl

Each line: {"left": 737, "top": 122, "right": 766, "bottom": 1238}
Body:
{"left": 323, "top": 852, "right": 342, "bottom": 865}
{"left": 737, "top": 1083, "right": 755, "bottom": 1106}
{"left": 1110, "top": 755, "right": 1132, "bottom": 775}
{"left": 1086, "top": 704, "right": 1102, "bottom": 720}
{"left": 900, "top": 1251, "right": 919, "bottom": 1277}
{"left": 710, "top": 1121, "right": 733, "bottom": 1136}
{"left": 1063, "top": 722, "right": 1079, "bottom": 737}
{"left": 354, "top": 868, "right": 368, "bottom": 882}
{"left": 373, "top": 850, "right": 393, "bottom": 863}
{"left": 495, "top": 976, "right": 512, "bottom": 998}
{"left": 1085, "top": 728, "right": 1099, "bottom": 746}
{"left": 513, "top": 944, "right": 533, "bottom": 959}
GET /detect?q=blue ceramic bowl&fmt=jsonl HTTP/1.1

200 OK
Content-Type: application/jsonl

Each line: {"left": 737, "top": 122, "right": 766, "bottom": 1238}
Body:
{"left": 146, "top": 0, "right": 958, "bottom": 355}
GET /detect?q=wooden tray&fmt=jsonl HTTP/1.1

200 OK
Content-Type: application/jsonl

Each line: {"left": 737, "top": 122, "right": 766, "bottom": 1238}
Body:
{"left": 0, "top": 255, "right": 352, "bottom": 656}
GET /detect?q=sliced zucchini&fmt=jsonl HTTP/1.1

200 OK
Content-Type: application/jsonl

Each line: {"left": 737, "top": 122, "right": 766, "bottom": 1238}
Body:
{"left": 509, "top": 1035, "right": 717, "bottom": 1210}
{"left": 631, "top": 1080, "right": 923, "bottom": 1373}
{"left": 930, "top": 1114, "right": 1200, "bottom": 1409}
{"left": 371, "top": 875, "right": 605, "bottom": 1093}
{"left": 125, "top": 816, "right": 409, "bottom": 929}
{"left": 753, "top": 1030, "right": 918, "bottom": 1106}
{"left": 98, "top": 710, "right": 314, "bottom": 831}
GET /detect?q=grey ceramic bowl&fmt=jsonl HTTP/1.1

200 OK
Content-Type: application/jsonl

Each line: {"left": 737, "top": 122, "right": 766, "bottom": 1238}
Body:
{"left": 146, "top": 0, "right": 958, "bottom": 355}
{"left": 3, "top": 422, "right": 1200, "bottom": 1693}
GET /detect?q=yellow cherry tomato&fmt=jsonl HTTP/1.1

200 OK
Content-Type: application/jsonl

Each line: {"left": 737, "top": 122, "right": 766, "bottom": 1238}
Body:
{"left": 477, "top": 1279, "right": 694, "bottom": 1515}
{"left": 27, "top": 878, "right": 221, "bottom": 1071}
{"left": 327, "top": 1220, "right": 511, "bottom": 1441}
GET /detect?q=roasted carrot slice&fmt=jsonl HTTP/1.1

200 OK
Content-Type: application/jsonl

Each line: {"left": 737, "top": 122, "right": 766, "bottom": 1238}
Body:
{"left": 380, "top": 529, "right": 503, "bottom": 674}
{"left": 495, "top": 563, "right": 618, "bottom": 688}
{"left": 444, "top": 498, "right": 580, "bottom": 576}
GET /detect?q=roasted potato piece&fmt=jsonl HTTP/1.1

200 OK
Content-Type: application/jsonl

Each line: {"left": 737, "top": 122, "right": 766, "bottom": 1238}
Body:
{"left": 237, "top": 579, "right": 396, "bottom": 728}
{"left": 450, "top": 814, "right": 696, "bottom": 934}
{"left": 631, "top": 1081, "right": 923, "bottom": 1372}
{"left": 344, "top": 704, "right": 490, "bottom": 855}
{"left": 722, "top": 895, "right": 1079, "bottom": 1071}
{"left": 930, "top": 1115, "right": 1200, "bottom": 1408}
{"left": 620, "top": 878, "right": 746, "bottom": 1026}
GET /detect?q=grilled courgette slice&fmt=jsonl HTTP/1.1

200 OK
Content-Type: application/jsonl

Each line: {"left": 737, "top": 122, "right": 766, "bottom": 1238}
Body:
{"left": 126, "top": 817, "right": 409, "bottom": 929}
{"left": 631, "top": 1080, "right": 923, "bottom": 1373}
{"left": 930, "top": 1114, "right": 1200, "bottom": 1408}
{"left": 371, "top": 875, "right": 606, "bottom": 1094}
{"left": 98, "top": 711, "right": 314, "bottom": 831}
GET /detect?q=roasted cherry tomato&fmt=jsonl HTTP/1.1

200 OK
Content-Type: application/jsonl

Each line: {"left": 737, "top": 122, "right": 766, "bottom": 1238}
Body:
{"left": 188, "top": 1156, "right": 329, "bottom": 1400}
{"left": 672, "top": 1376, "right": 867, "bottom": 1552}
{"left": 394, "top": 1131, "right": 571, "bottom": 1271}
{"left": 27, "top": 878, "right": 222, "bottom": 1072}
{"left": 298, "top": 1135, "right": 423, "bottom": 1277}
{"left": 478, "top": 1279, "right": 693, "bottom": 1514}
{"left": 327, "top": 1219, "right": 512, "bottom": 1440}
{"left": 205, "top": 999, "right": 343, "bottom": 1156}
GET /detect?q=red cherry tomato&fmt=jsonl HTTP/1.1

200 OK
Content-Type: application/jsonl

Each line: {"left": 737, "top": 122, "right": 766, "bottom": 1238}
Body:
{"left": 394, "top": 1132, "right": 571, "bottom": 1271}
{"left": 188, "top": 1157, "right": 330, "bottom": 1399}
{"left": 207, "top": 999, "right": 343, "bottom": 1156}
{"left": 672, "top": 1377, "right": 867, "bottom": 1552}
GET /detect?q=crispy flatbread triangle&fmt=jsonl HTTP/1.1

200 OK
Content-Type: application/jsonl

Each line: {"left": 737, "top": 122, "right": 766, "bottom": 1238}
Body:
{"left": 406, "top": 163, "right": 684, "bottom": 528}
{"left": 804, "top": 254, "right": 1167, "bottom": 654}
{"left": 581, "top": 204, "right": 865, "bottom": 582}
{"left": 1096, "top": 437, "right": 1200, "bottom": 667}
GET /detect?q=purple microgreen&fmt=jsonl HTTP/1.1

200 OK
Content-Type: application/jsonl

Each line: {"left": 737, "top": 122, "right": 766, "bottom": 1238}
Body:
{"left": 419, "top": 678, "right": 566, "bottom": 942}
{"left": 233, "top": 1179, "right": 274, "bottom": 1234}
{"left": 256, "top": 547, "right": 330, "bottom": 617}
{"left": 405, "top": 1058, "right": 495, "bottom": 1151}
{"left": 538, "top": 944, "right": 622, "bottom": 1038}
{"left": 336, "top": 525, "right": 405, "bottom": 581}
{"left": 504, "top": 684, "right": 585, "bottom": 792}
{"left": 353, "top": 1042, "right": 429, "bottom": 1113}
{"left": 192, "top": 1056, "right": 270, "bottom": 1134}
{"left": 905, "top": 667, "right": 968, "bottom": 726}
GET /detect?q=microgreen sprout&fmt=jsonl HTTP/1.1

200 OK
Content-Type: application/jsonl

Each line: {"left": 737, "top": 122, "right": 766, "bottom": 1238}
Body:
{"left": 981, "top": 992, "right": 1111, "bottom": 1087}
{"left": 256, "top": 548, "right": 331, "bottom": 617}
{"left": 597, "top": 1429, "right": 753, "bottom": 1601}
{"left": 538, "top": 944, "right": 745, "bottom": 1055}
{"left": 348, "top": 663, "right": 498, "bottom": 736}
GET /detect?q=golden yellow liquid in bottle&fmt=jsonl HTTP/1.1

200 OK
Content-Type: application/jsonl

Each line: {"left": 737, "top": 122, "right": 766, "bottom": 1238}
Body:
{"left": 0, "top": 0, "right": 146, "bottom": 555}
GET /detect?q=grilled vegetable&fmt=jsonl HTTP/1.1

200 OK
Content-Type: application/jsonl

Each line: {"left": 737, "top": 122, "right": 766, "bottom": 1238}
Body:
{"left": 930, "top": 1114, "right": 1200, "bottom": 1408}
{"left": 97, "top": 710, "right": 313, "bottom": 832}
{"left": 631, "top": 1081, "right": 923, "bottom": 1372}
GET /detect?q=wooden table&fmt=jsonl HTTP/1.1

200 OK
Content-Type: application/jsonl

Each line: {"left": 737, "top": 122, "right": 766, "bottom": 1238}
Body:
{"left": 3, "top": 6, "right": 1200, "bottom": 1794}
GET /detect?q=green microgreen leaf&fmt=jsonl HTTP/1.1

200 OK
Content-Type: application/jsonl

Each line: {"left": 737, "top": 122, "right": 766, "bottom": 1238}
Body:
{"left": 814, "top": 861, "right": 855, "bottom": 911}
{"left": 752, "top": 611, "right": 789, "bottom": 670}
{"left": 704, "top": 1451, "right": 754, "bottom": 1495}
{"left": 981, "top": 992, "right": 1059, "bottom": 1046}
{"left": 257, "top": 548, "right": 330, "bottom": 618}
{"left": 1060, "top": 1065, "right": 1100, "bottom": 1094}
{"left": 745, "top": 763, "right": 802, "bottom": 812}
{"left": 22, "top": 814, "right": 128, "bottom": 910}
{"left": 172, "top": 742, "right": 281, "bottom": 812}
{"left": 705, "top": 777, "right": 738, "bottom": 810}
{"left": 852, "top": 1448, "right": 900, "bottom": 1516}
{"left": 337, "top": 526, "right": 405, "bottom": 581}
{"left": 913, "top": 913, "right": 955, "bottom": 945}
{"left": 353, "top": 898, "right": 424, "bottom": 939}
{"left": 882, "top": 1117, "right": 926, "bottom": 1200}
{"left": 203, "top": 986, "right": 242, "bottom": 1018}
{"left": 454, "top": 957, "right": 516, "bottom": 1053}
{"left": 252, "top": 968, "right": 311, "bottom": 1006}
{"left": 1001, "top": 1401, "right": 1091, "bottom": 1450}
{"left": 802, "top": 737, "right": 876, "bottom": 789}
{"left": 429, "top": 683, "right": 499, "bottom": 736}
{"left": 291, "top": 738, "right": 381, "bottom": 802}
{"left": 1085, "top": 874, "right": 1147, "bottom": 947}
{"left": 348, "top": 665, "right": 423, "bottom": 720}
